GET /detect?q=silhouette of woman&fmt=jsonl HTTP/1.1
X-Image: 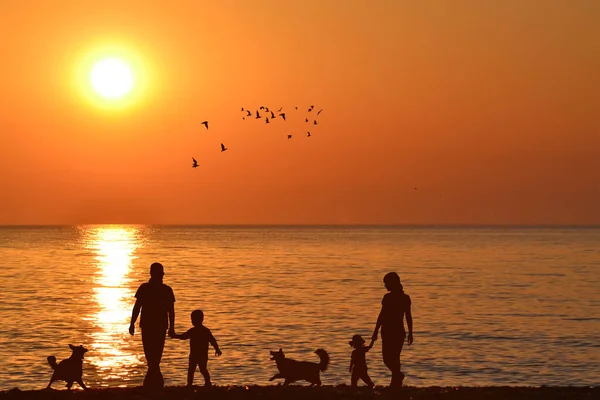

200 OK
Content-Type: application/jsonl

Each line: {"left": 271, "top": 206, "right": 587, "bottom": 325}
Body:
{"left": 371, "top": 272, "right": 413, "bottom": 388}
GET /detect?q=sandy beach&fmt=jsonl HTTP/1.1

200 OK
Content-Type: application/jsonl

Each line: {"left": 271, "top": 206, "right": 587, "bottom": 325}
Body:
{"left": 2, "top": 386, "right": 598, "bottom": 400}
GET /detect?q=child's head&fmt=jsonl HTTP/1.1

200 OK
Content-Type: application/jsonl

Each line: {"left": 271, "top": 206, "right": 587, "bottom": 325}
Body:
{"left": 191, "top": 310, "right": 204, "bottom": 327}
{"left": 349, "top": 334, "right": 366, "bottom": 348}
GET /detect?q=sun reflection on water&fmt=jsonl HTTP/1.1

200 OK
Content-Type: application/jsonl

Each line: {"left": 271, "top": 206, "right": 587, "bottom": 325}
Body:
{"left": 83, "top": 226, "right": 144, "bottom": 384}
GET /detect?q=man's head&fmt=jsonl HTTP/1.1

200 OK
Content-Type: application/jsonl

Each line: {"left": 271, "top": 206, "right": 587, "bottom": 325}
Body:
{"left": 150, "top": 262, "right": 165, "bottom": 279}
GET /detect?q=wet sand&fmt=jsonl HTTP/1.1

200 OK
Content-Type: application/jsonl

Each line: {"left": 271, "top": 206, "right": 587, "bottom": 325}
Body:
{"left": 1, "top": 386, "right": 598, "bottom": 400}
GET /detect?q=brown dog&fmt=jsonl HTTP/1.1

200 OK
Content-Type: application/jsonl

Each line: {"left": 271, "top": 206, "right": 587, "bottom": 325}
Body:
{"left": 269, "top": 348, "right": 329, "bottom": 386}
{"left": 46, "top": 344, "right": 88, "bottom": 390}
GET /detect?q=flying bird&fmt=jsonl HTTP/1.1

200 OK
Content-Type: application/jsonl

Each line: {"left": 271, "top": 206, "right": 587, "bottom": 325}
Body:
{"left": 221, "top": 143, "right": 228, "bottom": 152}
{"left": 192, "top": 157, "right": 199, "bottom": 168}
{"left": 313, "top": 120, "right": 318, "bottom": 125}
{"left": 246, "top": 110, "right": 252, "bottom": 116}
{"left": 241, "top": 107, "right": 244, "bottom": 111}
{"left": 295, "top": 106, "right": 298, "bottom": 110}
{"left": 265, "top": 117, "right": 270, "bottom": 124}
{"left": 279, "top": 113, "right": 286, "bottom": 121}
{"left": 259, "top": 106, "right": 265, "bottom": 110}
{"left": 305, "top": 118, "right": 309, "bottom": 122}
{"left": 265, "top": 107, "right": 270, "bottom": 113}
{"left": 287, "top": 135, "right": 292, "bottom": 139}
{"left": 317, "top": 109, "right": 323, "bottom": 115}
{"left": 307, "top": 132, "right": 311, "bottom": 137}
{"left": 308, "top": 105, "right": 314, "bottom": 112}
{"left": 270, "top": 111, "right": 275, "bottom": 118}
{"left": 256, "top": 111, "right": 261, "bottom": 119}
{"left": 277, "top": 107, "right": 283, "bottom": 112}
{"left": 201, "top": 121, "right": 209, "bottom": 129}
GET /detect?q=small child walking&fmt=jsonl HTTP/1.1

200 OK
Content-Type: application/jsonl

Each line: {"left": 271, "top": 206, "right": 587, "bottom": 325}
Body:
{"left": 171, "top": 310, "right": 222, "bottom": 388}
{"left": 349, "top": 334, "right": 375, "bottom": 388}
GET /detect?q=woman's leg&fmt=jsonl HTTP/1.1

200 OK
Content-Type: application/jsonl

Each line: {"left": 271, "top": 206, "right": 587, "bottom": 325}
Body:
{"left": 382, "top": 335, "right": 405, "bottom": 387}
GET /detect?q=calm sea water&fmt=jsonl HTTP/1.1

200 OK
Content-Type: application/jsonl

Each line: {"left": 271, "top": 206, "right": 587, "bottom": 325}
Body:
{"left": 0, "top": 226, "right": 599, "bottom": 390}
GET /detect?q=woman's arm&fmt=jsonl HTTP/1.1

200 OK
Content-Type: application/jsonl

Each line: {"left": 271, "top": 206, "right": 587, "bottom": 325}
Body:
{"left": 371, "top": 308, "right": 383, "bottom": 341}
{"left": 406, "top": 303, "right": 413, "bottom": 345}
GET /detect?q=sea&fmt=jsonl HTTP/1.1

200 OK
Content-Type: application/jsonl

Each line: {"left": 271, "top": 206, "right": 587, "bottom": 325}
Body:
{"left": 0, "top": 226, "right": 598, "bottom": 390}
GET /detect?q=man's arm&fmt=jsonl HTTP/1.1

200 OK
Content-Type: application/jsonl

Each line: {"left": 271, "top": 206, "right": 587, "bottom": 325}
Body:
{"left": 172, "top": 329, "right": 191, "bottom": 340}
{"left": 129, "top": 298, "right": 141, "bottom": 335}
{"left": 168, "top": 302, "right": 175, "bottom": 337}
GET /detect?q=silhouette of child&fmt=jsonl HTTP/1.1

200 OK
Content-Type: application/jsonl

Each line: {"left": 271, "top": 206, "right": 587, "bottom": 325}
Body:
{"left": 171, "top": 310, "right": 222, "bottom": 388}
{"left": 349, "top": 334, "right": 375, "bottom": 388}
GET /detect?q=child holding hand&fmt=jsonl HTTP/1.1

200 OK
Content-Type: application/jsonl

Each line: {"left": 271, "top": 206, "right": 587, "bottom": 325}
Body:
{"left": 349, "top": 334, "right": 375, "bottom": 388}
{"left": 171, "top": 310, "right": 221, "bottom": 388}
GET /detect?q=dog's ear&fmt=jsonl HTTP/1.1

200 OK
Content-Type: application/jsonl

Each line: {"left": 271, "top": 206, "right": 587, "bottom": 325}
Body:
{"left": 69, "top": 344, "right": 76, "bottom": 350}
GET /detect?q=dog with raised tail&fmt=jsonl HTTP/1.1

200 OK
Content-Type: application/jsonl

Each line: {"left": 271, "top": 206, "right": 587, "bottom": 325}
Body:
{"left": 269, "top": 348, "right": 329, "bottom": 386}
{"left": 46, "top": 344, "right": 88, "bottom": 390}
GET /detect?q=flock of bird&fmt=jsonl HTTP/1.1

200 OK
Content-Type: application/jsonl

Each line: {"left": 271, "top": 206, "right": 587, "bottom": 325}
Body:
{"left": 191, "top": 105, "right": 324, "bottom": 168}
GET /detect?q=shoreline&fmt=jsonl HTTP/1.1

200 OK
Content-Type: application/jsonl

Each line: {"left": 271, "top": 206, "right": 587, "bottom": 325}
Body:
{"left": 2, "top": 386, "right": 598, "bottom": 400}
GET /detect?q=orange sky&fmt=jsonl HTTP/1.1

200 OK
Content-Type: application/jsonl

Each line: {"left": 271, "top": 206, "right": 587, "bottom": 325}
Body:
{"left": 1, "top": 1, "right": 599, "bottom": 225}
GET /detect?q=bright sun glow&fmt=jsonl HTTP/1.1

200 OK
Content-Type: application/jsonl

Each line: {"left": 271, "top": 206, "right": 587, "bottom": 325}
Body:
{"left": 90, "top": 58, "right": 134, "bottom": 99}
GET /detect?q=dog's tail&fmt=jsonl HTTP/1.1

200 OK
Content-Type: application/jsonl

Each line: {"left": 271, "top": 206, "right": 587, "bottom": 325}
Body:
{"left": 47, "top": 356, "right": 57, "bottom": 370}
{"left": 315, "top": 348, "right": 329, "bottom": 372}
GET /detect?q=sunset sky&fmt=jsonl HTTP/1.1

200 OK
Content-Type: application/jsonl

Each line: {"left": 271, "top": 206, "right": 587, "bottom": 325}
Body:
{"left": 1, "top": 0, "right": 598, "bottom": 225}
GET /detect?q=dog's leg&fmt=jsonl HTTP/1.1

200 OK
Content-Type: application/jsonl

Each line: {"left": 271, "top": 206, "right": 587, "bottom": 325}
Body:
{"left": 46, "top": 371, "right": 58, "bottom": 390}
{"left": 283, "top": 379, "right": 292, "bottom": 386}
{"left": 66, "top": 381, "right": 73, "bottom": 390}
{"left": 76, "top": 379, "right": 88, "bottom": 390}
{"left": 269, "top": 373, "right": 281, "bottom": 381}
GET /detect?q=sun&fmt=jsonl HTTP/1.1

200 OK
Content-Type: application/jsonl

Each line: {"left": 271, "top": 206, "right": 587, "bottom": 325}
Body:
{"left": 90, "top": 58, "right": 134, "bottom": 99}
{"left": 73, "top": 42, "right": 153, "bottom": 110}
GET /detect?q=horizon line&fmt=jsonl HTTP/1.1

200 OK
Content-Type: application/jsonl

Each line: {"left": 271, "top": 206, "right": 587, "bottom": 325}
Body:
{"left": 1, "top": 223, "right": 600, "bottom": 229}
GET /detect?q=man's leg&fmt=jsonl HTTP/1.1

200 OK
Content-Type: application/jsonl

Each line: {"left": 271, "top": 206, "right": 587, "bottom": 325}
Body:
{"left": 142, "top": 328, "right": 166, "bottom": 388}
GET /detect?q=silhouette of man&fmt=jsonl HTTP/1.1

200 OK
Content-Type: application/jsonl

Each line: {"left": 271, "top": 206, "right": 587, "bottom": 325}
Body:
{"left": 129, "top": 262, "right": 176, "bottom": 388}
